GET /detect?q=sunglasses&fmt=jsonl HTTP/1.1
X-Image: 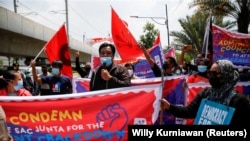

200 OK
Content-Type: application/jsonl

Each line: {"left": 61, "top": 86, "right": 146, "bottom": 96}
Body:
{"left": 207, "top": 70, "right": 221, "bottom": 76}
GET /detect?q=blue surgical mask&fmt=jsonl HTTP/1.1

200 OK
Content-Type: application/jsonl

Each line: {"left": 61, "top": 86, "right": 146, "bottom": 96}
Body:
{"left": 52, "top": 68, "right": 60, "bottom": 75}
{"left": 14, "top": 80, "right": 23, "bottom": 91}
{"left": 25, "top": 73, "right": 31, "bottom": 78}
{"left": 198, "top": 65, "right": 207, "bottom": 73}
{"left": 100, "top": 57, "right": 112, "bottom": 67}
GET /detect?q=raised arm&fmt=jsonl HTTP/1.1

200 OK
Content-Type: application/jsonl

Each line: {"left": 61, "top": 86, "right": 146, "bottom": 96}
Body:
{"left": 140, "top": 45, "right": 155, "bottom": 68}
{"left": 179, "top": 45, "right": 192, "bottom": 66}
{"left": 30, "top": 60, "right": 42, "bottom": 84}
{"left": 75, "top": 51, "right": 87, "bottom": 78}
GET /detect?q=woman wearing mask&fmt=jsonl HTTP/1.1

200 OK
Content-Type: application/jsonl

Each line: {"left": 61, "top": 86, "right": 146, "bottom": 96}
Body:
{"left": 186, "top": 58, "right": 210, "bottom": 83}
{"left": 140, "top": 45, "right": 183, "bottom": 77}
{"left": 124, "top": 62, "right": 139, "bottom": 79}
{"left": 0, "top": 70, "right": 32, "bottom": 96}
{"left": 160, "top": 60, "right": 250, "bottom": 126}
{"left": 90, "top": 42, "right": 131, "bottom": 91}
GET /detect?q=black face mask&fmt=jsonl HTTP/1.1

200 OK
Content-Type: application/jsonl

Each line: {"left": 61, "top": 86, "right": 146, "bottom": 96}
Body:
{"left": 85, "top": 67, "right": 91, "bottom": 72}
{"left": 42, "top": 70, "right": 47, "bottom": 74}
{"left": 209, "top": 76, "right": 223, "bottom": 89}
{"left": 162, "top": 63, "right": 170, "bottom": 70}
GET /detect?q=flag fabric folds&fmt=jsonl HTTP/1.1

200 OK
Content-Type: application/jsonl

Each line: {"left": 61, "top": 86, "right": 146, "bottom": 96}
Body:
{"left": 133, "top": 34, "right": 164, "bottom": 78}
{"left": 44, "top": 24, "right": 72, "bottom": 80}
{"left": 202, "top": 14, "right": 213, "bottom": 62}
{"left": 164, "top": 47, "right": 176, "bottom": 60}
{"left": 111, "top": 7, "right": 143, "bottom": 63}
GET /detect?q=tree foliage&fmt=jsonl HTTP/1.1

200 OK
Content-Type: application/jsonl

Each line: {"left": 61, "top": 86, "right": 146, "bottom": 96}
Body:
{"left": 139, "top": 22, "right": 160, "bottom": 49}
{"left": 170, "top": 11, "right": 234, "bottom": 58}
{"left": 190, "top": 0, "right": 250, "bottom": 33}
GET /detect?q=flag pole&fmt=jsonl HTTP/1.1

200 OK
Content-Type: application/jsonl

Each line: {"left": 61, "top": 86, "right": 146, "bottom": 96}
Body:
{"left": 26, "top": 46, "right": 46, "bottom": 69}
{"left": 33, "top": 46, "right": 46, "bottom": 62}
{"left": 159, "top": 69, "right": 165, "bottom": 125}
{"left": 32, "top": 23, "right": 66, "bottom": 63}
{"left": 158, "top": 35, "right": 165, "bottom": 125}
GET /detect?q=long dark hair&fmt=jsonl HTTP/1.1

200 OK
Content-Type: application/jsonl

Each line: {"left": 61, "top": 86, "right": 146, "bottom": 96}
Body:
{"left": 0, "top": 70, "right": 16, "bottom": 89}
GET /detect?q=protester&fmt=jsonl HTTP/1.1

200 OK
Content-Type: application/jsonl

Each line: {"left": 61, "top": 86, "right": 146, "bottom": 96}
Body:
{"left": 140, "top": 45, "right": 183, "bottom": 77}
{"left": 37, "top": 65, "right": 51, "bottom": 96}
{"left": 124, "top": 62, "right": 139, "bottom": 79}
{"left": 90, "top": 42, "right": 131, "bottom": 91}
{"left": 23, "top": 70, "right": 38, "bottom": 95}
{"left": 0, "top": 105, "right": 13, "bottom": 141}
{"left": 160, "top": 59, "right": 250, "bottom": 126}
{"left": 31, "top": 60, "right": 72, "bottom": 95}
{"left": 178, "top": 45, "right": 204, "bottom": 74}
{"left": 75, "top": 51, "right": 92, "bottom": 78}
{"left": 0, "top": 70, "right": 32, "bottom": 96}
{"left": 186, "top": 58, "right": 210, "bottom": 83}
{"left": 12, "top": 63, "right": 20, "bottom": 72}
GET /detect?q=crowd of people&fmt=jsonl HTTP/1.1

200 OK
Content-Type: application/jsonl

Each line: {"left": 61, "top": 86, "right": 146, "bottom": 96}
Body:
{"left": 1, "top": 43, "right": 249, "bottom": 96}
{"left": 0, "top": 42, "right": 250, "bottom": 140}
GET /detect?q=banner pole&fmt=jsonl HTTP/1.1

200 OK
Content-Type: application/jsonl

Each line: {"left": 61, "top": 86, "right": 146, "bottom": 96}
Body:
{"left": 159, "top": 70, "right": 165, "bottom": 125}
{"left": 26, "top": 46, "right": 45, "bottom": 69}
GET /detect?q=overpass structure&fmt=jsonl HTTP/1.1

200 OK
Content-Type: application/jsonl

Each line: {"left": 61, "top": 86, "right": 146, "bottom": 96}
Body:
{"left": 0, "top": 6, "right": 99, "bottom": 66}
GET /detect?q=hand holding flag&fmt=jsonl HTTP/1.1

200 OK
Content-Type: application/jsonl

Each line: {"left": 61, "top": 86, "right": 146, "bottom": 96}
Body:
{"left": 44, "top": 24, "right": 72, "bottom": 80}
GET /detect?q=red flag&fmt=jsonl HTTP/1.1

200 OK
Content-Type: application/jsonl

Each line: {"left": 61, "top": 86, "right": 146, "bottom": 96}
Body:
{"left": 111, "top": 8, "right": 143, "bottom": 63}
{"left": 152, "top": 33, "right": 161, "bottom": 47}
{"left": 44, "top": 24, "right": 72, "bottom": 80}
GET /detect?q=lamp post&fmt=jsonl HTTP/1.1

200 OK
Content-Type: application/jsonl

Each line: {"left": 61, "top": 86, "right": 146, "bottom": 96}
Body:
{"left": 49, "top": 0, "right": 69, "bottom": 42}
{"left": 165, "top": 4, "right": 170, "bottom": 48}
{"left": 130, "top": 4, "right": 170, "bottom": 47}
{"left": 65, "top": 0, "right": 69, "bottom": 41}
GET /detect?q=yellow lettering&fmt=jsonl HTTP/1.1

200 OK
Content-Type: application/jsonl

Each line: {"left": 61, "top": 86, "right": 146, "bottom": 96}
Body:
{"left": 9, "top": 110, "right": 82, "bottom": 125}
{"left": 10, "top": 117, "right": 19, "bottom": 125}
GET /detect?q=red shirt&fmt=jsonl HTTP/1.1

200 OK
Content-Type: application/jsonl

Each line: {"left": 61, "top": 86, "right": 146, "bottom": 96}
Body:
{"left": 186, "top": 74, "right": 209, "bottom": 83}
{"left": 0, "top": 88, "right": 32, "bottom": 96}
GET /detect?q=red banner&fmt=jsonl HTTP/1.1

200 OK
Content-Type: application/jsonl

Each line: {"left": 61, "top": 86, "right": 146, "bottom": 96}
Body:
{"left": 44, "top": 24, "right": 72, "bottom": 80}
{"left": 212, "top": 25, "right": 250, "bottom": 67}
{"left": 1, "top": 84, "right": 161, "bottom": 141}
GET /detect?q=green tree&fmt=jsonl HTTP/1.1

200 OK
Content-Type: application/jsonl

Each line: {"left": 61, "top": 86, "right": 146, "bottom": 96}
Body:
{"left": 170, "top": 11, "right": 234, "bottom": 57}
{"left": 139, "top": 22, "right": 160, "bottom": 49}
{"left": 190, "top": 0, "right": 250, "bottom": 33}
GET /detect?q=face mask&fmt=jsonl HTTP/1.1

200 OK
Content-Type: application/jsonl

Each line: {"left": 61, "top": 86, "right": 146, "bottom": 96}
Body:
{"left": 85, "top": 67, "right": 91, "bottom": 72}
{"left": 25, "top": 73, "right": 31, "bottom": 78}
{"left": 14, "top": 80, "right": 23, "bottom": 91}
{"left": 128, "top": 70, "right": 133, "bottom": 77}
{"left": 208, "top": 76, "right": 223, "bottom": 89}
{"left": 42, "top": 70, "right": 47, "bottom": 74}
{"left": 52, "top": 68, "right": 60, "bottom": 75}
{"left": 100, "top": 57, "right": 112, "bottom": 67}
{"left": 197, "top": 65, "right": 207, "bottom": 73}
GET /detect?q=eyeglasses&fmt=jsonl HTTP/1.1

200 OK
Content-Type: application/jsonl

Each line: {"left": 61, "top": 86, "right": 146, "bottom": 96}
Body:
{"left": 207, "top": 70, "right": 221, "bottom": 76}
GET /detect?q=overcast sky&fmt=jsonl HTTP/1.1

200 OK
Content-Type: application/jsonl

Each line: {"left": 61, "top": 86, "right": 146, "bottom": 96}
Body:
{"left": 0, "top": 0, "right": 196, "bottom": 47}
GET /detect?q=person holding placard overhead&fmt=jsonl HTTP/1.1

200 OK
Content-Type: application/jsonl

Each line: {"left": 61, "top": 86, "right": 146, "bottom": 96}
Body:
{"left": 160, "top": 59, "right": 250, "bottom": 126}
